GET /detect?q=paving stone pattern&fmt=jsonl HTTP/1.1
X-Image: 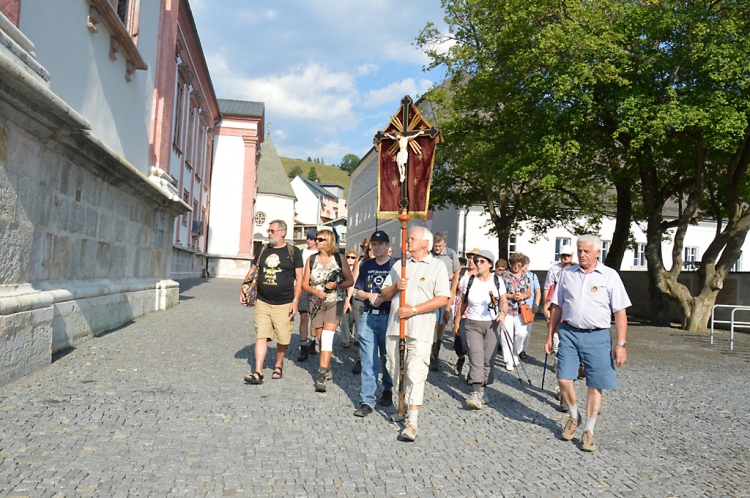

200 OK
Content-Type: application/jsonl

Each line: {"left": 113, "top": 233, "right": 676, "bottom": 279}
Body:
{"left": 1, "top": 278, "right": 749, "bottom": 497}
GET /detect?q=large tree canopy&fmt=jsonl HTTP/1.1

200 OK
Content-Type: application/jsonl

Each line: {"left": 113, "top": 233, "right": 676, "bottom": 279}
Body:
{"left": 421, "top": 0, "right": 750, "bottom": 330}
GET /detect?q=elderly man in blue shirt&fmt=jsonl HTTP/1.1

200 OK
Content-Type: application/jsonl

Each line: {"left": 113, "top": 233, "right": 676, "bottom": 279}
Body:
{"left": 544, "top": 235, "right": 631, "bottom": 452}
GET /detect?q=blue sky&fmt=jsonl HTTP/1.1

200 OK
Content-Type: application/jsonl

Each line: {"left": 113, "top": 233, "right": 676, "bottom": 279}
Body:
{"left": 191, "top": 0, "right": 450, "bottom": 165}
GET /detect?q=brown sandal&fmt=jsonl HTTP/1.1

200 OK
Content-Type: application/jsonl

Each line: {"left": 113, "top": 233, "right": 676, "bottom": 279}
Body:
{"left": 244, "top": 371, "right": 263, "bottom": 384}
{"left": 272, "top": 366, "right": 283, "bottom": 379}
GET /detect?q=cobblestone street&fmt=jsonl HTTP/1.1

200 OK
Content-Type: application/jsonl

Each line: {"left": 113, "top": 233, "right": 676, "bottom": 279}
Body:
{"left": 1, "top": 278, "right": 749, "bottom": 497}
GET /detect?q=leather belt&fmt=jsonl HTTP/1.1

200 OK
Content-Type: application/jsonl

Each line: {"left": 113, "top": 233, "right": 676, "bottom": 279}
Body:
{"left": 563, "top": 321, "right": 603, "bottom": 332}
{"left": 364, "top": 308, "right": 385, "bottom": 315}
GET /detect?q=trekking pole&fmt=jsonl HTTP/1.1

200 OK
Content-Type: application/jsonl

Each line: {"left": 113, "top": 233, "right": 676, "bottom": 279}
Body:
{"left": 512, "top": 327, "right": 533, "bottom": 385}
{"left": 501, "top": 326, "right": 523, "bottom": 386}
{"left": 541, "top": 353, "right": 548, "bottom": 390}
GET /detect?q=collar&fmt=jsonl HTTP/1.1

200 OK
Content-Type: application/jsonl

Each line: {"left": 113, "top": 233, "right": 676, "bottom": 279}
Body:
{"left": 410, "top": 253, "right": 434, "bottom": 264}
{"left": 571, "top": 263, "right": 603, "bottom": 274}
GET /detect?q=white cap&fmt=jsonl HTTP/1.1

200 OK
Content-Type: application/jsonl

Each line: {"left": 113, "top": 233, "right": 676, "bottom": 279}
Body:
{"left": 559, "top": 245, "right": 574, "bottom": 255}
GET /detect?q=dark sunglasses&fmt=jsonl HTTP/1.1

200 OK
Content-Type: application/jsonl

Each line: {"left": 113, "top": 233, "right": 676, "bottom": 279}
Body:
{"left": 473, "top": 258, "right": 489, "bottom": 265}
{"left": 346, "top": 255, "right": 357, "bottom": 260}
{"left": 316, "top": 237, "right": 326, "bottom": 242}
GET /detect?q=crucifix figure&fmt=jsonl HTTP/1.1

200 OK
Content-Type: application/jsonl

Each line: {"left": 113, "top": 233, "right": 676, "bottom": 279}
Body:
{"left": 374, "top": 96, "right": 440, "bottom": 186}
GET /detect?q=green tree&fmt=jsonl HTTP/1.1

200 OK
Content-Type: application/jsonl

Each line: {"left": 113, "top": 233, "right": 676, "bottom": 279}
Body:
{"left": 339, "top": 154, "right": 360, "bottom": 173}
{"left": 307, "top": 166, "right": 319, "bottom": 182}
{"left": 421, "top": 0, "right": 750, "bottom": 330}
{"left": 288, "top": 165, "right": 303, "bottom": 179}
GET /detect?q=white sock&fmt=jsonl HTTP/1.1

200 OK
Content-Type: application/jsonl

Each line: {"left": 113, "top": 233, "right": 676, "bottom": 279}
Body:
{"left": 584, "top": 417, "right": 597, "bottom": 435}
{"left": 568, "top": 405, "right": 579, "bottom": 421}
{"left": 408, "top": 409, "right": 419, "bottom": 427}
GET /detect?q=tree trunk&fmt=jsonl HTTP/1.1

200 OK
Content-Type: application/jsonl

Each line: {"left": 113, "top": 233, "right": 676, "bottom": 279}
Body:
{"left": 604, "top": 179, "right": 632, "bottom": 270}
{"left": 684, "top": 290, "right": 719, "bottom": 332}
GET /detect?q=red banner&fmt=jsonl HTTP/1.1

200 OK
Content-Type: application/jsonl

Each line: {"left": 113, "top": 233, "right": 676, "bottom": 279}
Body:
{"left": 376, "top": 101, "right": 442, "bottom": 220}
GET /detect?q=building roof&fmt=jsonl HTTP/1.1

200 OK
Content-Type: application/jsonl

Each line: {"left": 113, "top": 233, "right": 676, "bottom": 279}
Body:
{"left": 218, "top": 99, "right": 265, "bottom": 118}
{"left": 258, "top": 135, "right": 295, "bottom": 198}
{"left": 297, "top": 176, "right": 339, "bottom": 200}
{"left": 318, "top": 182, "right": 344, "bottom": 189}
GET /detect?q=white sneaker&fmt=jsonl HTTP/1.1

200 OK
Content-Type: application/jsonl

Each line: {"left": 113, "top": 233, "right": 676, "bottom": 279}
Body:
{"left": 466, "top": 391, "right": 483, "bottom": 410}
{"left": 506, "top": 363, "right": 515, "bottom": 371}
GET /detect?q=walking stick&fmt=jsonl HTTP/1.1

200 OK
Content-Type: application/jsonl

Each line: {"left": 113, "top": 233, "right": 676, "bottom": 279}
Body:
{"left": 393, "top": 206, "right": 409, "bottom": 422}
{"left": 541, "top": 353, "right": 548, "bottom": 390}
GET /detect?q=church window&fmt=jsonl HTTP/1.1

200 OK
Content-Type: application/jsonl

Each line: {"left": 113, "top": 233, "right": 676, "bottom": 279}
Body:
{"left": 255, "top": 212, "right": 267, "bottom": 226}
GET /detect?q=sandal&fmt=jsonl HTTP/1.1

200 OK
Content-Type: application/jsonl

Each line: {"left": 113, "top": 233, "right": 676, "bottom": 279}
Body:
{"left": 244, "top": 371, "right": 263, "bottom": 384}
{"left": 272, "top": 366, "right": 283, "bottom": 379}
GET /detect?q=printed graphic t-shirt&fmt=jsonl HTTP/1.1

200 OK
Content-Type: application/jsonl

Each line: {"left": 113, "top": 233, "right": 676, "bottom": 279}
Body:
{"left": 253, "top": 245, "right": 303, "bottom": 305}
{"left": 355, "top": 257, "right": 395, "bottom": 312}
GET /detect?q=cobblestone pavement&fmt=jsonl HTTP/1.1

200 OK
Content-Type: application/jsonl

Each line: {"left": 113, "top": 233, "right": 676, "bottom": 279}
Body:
{"left": 1, "top": 278, "right": 749, "bottom": 497}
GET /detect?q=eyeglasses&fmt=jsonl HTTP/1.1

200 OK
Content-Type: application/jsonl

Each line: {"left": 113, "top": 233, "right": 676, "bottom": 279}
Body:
{"left": 346, "top": 255, "right": 357, "bottom": 260}
{"left": 316, "top": 237, "right": 326, "bottom": 242}
{"left": 267, "top": 229, "right": 279, "bottom": 234}
{"left": 473, "top": 258, "right": 489, "bottom": 265}
{"left": 560, "top": 254, "right": 573, "bottom": 258}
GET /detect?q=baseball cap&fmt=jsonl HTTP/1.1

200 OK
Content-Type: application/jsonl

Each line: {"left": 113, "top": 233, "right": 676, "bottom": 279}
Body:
{"left": 474, "top": 250, "right": 495, "bottom": 266}
{"left": 306, "top": 228, "right": 317, "bottom": 238}
{"left": 370, "top": 231, "right": 390, "bottom": 243}
{"left": 559, "top": 244, "right": 574, "bottom": 255}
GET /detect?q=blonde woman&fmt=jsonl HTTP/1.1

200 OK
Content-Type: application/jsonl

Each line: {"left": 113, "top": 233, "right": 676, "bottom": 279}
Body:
{"left": 302, "top": 229, "right": 354, "bottom": 392}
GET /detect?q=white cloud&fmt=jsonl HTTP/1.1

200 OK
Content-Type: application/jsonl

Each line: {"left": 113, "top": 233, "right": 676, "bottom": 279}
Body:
{"left": 216, "top": 62, "right": 360, "bottom": 123}
{"left": 357, "top": 64, "right": 378, "bottom": 76}
{"left": 363, "top": 78, "right": 434, "bottom": 109}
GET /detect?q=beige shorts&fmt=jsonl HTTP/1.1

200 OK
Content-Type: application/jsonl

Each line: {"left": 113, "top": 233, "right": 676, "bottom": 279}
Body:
{"left": 253, "top": 299, "right": 293, "bottom": 345}
{"left": 311, "top": 300, "right": 344, "bottom": 330}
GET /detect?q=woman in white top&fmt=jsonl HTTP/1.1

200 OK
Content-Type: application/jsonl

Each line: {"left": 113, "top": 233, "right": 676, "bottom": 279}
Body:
{"left": 458, "top": 250, "right": 508, "bottom": 410}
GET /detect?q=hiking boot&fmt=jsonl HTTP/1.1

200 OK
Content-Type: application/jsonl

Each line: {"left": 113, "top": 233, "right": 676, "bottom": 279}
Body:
{"left": 557, "top": 398, "right": 569, "bottom": 412}
{"left": 453, "top": 357, "right": 465, "bottom": 376}
{"left": 466, "top": 391, "right": 483, "bottom": 410}
{"left": 308, "top": 340, "right": 318, "bottom": 355}
{"left": 315, "top": 368, "right": 329, "bottom": 392}
{"left": 354, "top": 403, "right": 374, "bottom": 417}
{"left": 352, "top": 359, "right": 362, "bottom": 374}
{"left": 297, "top": 344, "right": 309, "bottom": 362}
{"left": 580, "top": 430, "right": 596, "bottom": 452}
{"left": 379, "top": 390, "right": 393, "bottom": 407}
{"left": 519, "top": 350, "right": 528, "bottom": 360}
{"left": 400, "top": 422, "right": 418, "bottom": 441}
{"left": 561, "top": 413, "right": 581, "bottom": 441}
{"left": 481, "top": 386, "right": 488, "bottom": 405}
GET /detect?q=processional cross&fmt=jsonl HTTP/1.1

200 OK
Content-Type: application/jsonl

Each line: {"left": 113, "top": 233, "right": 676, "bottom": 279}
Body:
{"left": 374, "top": 96, "right": 440, "bottom": 188}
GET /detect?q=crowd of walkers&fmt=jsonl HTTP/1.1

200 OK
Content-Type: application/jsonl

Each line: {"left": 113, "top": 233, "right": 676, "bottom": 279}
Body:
{"left": 240, "top": 220, "right": 631, "bottom": 452}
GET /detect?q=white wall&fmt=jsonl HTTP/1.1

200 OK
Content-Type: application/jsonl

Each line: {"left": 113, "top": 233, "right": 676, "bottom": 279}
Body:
{"left": 207, "top": 135, "right": 245, "bottom": 255}
{"left": 291, "top": 176, "right": 322, "bottom": 225}
{"left": 20, "top": 1, "right": 160, "bottom": 175}
{"left": 255, "top": 194, "right": 295, "bottom": 243}
{"left": 430, "top": 208, "right": 748, "bottom": 272}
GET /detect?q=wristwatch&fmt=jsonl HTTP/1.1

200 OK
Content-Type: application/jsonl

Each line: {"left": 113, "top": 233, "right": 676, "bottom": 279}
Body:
{"left": 412, "top": 306, "right": 418, "bottom": 316}
{"left": 616, "top": 342, "right": 626, "bottom": 348}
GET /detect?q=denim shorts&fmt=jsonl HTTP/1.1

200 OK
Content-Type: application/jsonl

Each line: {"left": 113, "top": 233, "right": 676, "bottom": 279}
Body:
{"left": 557, "top": 323, "right": 617, "bottom": 390}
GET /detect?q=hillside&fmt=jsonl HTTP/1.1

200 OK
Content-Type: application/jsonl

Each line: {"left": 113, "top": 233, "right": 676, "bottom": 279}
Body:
{"left": 279, "top": 157, "right": 351, "bottom": 198}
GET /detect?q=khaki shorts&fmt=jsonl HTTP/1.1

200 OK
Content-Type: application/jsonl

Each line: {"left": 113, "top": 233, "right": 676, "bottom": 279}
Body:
{"left": 311, "top": 300, "right": 344, "bottom": 330}
{"left": 253, "top": 299, "right": 293, "bottom": 345}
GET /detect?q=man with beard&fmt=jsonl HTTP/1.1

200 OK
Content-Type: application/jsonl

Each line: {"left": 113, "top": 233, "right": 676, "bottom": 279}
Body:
{"left": 241, "top": 220, "right": 303, "bottom": 384}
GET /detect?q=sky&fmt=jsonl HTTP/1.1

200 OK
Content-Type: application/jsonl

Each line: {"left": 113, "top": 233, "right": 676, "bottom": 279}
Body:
{"left": 190, "top": 0, "right": 450, "bottom": 166}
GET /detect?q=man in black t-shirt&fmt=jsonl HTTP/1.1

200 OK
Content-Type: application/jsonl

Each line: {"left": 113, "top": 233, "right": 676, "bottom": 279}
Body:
{"left": 241, "top": 220, "right": 303, "bottom": 384}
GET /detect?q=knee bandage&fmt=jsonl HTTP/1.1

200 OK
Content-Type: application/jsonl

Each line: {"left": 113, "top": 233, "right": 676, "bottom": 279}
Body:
{"left": 321, "top": 329, "right": 335, "bottom": 352}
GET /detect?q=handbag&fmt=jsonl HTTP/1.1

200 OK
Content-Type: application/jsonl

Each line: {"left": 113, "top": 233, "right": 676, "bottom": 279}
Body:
{"left": 506, "top": 271, "right": 534, "bottom": 324}
{"left": 241, "top": 245, "right": 268, "bottom": 307}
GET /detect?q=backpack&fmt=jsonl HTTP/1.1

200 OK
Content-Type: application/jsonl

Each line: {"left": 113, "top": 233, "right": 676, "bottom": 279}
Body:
{"left": 463, "top": 274, "right": 503, "bottom": 312}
